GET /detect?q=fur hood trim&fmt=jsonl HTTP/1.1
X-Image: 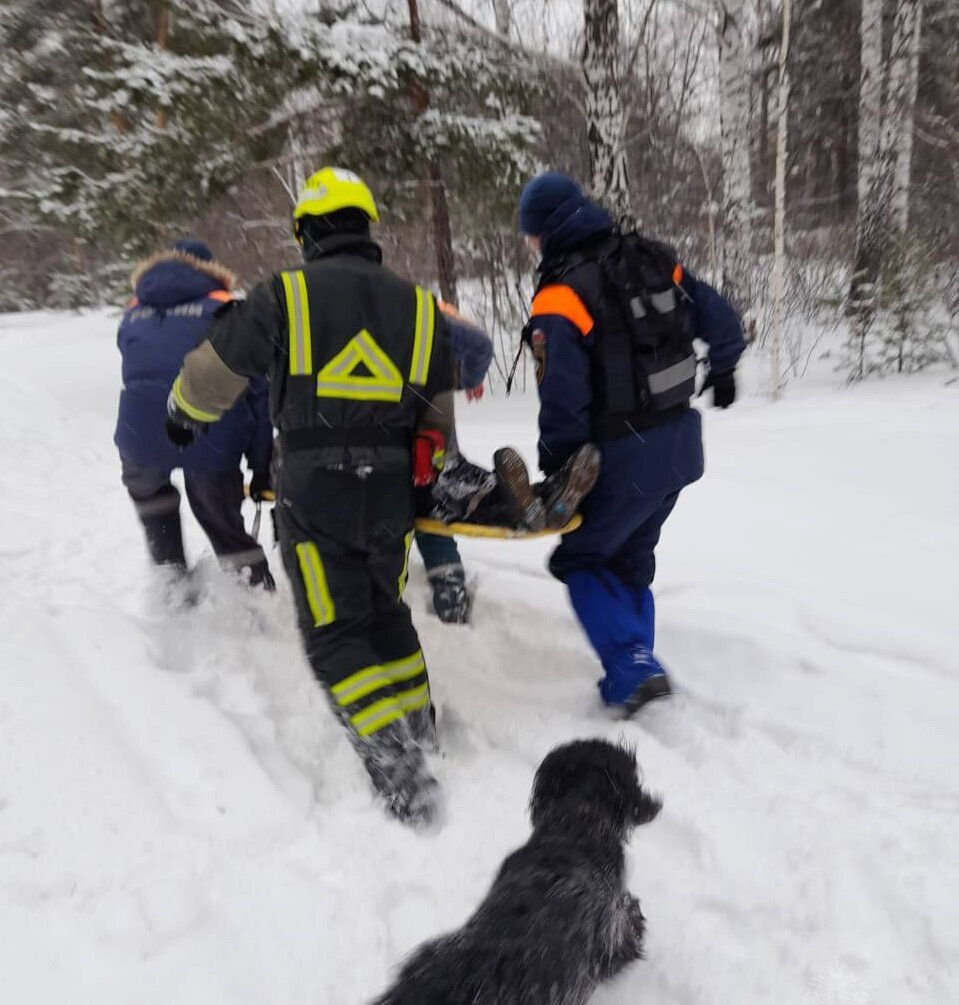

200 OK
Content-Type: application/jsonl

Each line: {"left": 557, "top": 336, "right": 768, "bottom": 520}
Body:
{"left": 130, "top": 250, "right": 236, "bottom": 292}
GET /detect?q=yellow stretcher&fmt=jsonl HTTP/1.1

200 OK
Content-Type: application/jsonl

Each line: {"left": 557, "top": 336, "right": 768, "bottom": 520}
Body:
{"left": 246, "top": 489, "right": 582, "bottom": 539}
{"left": 413, "top": 514, "right": 582, "bottom": 539}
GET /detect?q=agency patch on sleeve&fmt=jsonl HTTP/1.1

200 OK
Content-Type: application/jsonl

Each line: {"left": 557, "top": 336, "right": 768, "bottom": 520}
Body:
{"left": 531, "top": 329, "right": 547, "bottom": 384}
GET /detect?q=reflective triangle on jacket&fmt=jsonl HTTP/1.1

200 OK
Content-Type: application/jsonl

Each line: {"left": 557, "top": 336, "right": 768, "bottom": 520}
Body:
{"left": 316, "top": 329, "right": 404, "bottom": 402}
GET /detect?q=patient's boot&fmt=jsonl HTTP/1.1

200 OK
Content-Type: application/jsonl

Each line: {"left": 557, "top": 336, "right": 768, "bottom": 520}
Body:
{"left": 538, "top": 444, "right": 601, "bottom": 529}
{"left": 493, "top": 447, "right": 546, "bottom": 531}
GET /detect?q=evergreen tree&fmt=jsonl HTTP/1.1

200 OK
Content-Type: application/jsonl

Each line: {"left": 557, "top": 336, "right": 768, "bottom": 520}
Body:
{"left": 0, "top": 1, "right": 292, "bottom": 257}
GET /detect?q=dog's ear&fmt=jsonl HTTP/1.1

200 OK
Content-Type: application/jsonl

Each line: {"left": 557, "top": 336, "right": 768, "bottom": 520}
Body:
{"left": 615, "top": 740, "right": 661, "bottom": 827}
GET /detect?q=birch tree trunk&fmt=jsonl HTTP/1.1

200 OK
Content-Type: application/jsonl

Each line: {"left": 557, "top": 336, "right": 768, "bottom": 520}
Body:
{"left": 769, "top": 0, "right": 791, "bottom": 400}
{"left": 718, "top": 0, "right": 754, "bottom": 314}
{"left": 849, "top": 0, "right": 923, "bottom": 377}
{"left": 492, "top": 0, "right": 512, "bottom": 39}
{"left": 848, "top": 0, "right": 885, "bottom": 375}
{"left": 582, "top": 0, "right": 633, "bottom": 227}
{"left": 887, "top": 0, "right": 923, "bottom": 236}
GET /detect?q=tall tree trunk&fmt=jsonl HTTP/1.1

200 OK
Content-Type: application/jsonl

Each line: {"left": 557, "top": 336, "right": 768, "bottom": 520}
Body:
{"left": 848, "top": 0, "right": 923, "bottom": 378}
{"left": 155, "top": 5, "right": 170, "bottom": 130}
{"left": 758, "top": 62, "right": 771, "bottom": 207}
{"left": 492, "top": 0, "right": 512, "bottom": 38}
{"left": 882, "top": 0, "right": 923, "bottom": 371}
{"left": 848, "top": 0, "right": 885, "bottom": 370}
{"left": 91, "top": 0, "right": 129, "bottom": 135}
{"left": 770, "top": 0, "right": 791, "bottom": 400}
{"left": 407, "top": 0, "right": 458, "bottom": 304}
{"left": 582, "top": 0, "right": 632, "bottom": 227}
{"left": 718, "top": 0, "right": 754, "bottom": 314}
{"left": 888, "top": 0, "right": 923, "bottom": 236}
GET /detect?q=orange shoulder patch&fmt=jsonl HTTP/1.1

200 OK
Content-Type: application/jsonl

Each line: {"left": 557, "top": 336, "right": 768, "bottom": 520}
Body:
{"left": 207, "top": 289, "right": 235, "bottom": 303}
{"left": 531, "top": 284, "right": 595, "bottom": 336}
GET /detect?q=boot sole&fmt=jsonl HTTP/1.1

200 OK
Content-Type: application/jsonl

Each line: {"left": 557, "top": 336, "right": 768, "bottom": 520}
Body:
{"left": 494, "top": 448, "right": 546, "bottom": 532}
{"left": 622, "top": 673, "right": 672, "bottom": 718}
{"left": 545, "top": 444, "right": 601, "bottom": 529}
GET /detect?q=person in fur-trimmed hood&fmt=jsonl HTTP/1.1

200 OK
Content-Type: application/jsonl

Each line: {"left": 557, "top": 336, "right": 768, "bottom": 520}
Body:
{"left": 114, "top": 239, "right": 274, "bottom": 590}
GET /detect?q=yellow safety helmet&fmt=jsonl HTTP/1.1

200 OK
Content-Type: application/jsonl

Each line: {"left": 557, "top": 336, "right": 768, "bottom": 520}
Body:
{"left": 292, "top": 167, "right": 380, "bottom": 242}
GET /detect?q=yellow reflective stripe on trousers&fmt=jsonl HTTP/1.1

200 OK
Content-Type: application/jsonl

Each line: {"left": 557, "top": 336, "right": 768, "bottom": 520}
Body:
{"left": 330, "top": 650, "right": 426, "bottom": 707}
{"left": 171, "top": 375, "right": 219, "bottom": 422}
{"left": 351, "top": 682, "right": 430, "bottom": 738}
{"left": 295, "top": 542, "right": 335, "bottom": 626}
{"left": 281, "top": 270, "right": 313, "bottom": 376}
{"left": 398, "top": 530, "right": 414, "bottom": 598}
{"left": 409, "top": 286, "right": 435, "bottom": 385}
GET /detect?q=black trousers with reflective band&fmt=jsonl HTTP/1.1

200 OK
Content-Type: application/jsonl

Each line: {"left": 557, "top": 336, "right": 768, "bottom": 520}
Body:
{"left": 275, "top": 463, "right": 430, "bottom": 741}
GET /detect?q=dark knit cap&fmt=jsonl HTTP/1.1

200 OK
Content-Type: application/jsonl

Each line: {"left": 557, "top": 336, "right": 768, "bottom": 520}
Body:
{"left": 518, "top": 172, "right": 586, "bottom": 236}
{"left": 169, "top": 238, "right": 213, "bottom": 262}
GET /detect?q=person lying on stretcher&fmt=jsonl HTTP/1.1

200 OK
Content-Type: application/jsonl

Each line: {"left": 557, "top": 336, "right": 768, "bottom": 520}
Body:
{"left": 413, "top": 432, "right": 600, "bottom": 533}
{"left": 412, "top": 301, "right": 600, "bottom": 533}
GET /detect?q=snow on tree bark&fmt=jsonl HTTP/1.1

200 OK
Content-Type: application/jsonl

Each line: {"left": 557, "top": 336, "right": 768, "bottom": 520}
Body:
{"left": 492, "top": 0, "right": 512, "bottom": 39}
{"left": 849, "top": 0, "right": 924, "bottom": 377}
{"left": 407, "top": 0, "right": 459, "bottom": 305}
{"left": 849, "top": 0, "right": 885, "bottom": 358}
{"left": 770, "top": 0, "right": 792, "bottom": 400}
{"left": 718, "top": 0, "right": 755, "bottom": 315}
{"left": 887, "top": 0, "right": 924, "bottom": 236}
{"left": 582, "top": 0, "right": 632, "bottom": 227}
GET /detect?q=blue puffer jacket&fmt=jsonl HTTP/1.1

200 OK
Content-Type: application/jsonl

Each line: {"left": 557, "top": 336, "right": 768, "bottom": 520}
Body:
{"left": 114, "top": 253, "right": 273, "bottom": 472}
{"left": 530, "top": 201, "right": 746, "bottom": 474}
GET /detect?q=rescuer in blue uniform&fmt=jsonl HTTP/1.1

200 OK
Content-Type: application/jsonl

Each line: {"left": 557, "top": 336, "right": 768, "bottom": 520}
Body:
{"left": 517, "top": 173, "right": 745, "bottom": 714}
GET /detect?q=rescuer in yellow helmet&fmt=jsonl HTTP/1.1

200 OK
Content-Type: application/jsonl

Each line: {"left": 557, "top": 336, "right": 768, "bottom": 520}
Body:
{"left": 164, "top": 167, "right": 454, "bottom": 825}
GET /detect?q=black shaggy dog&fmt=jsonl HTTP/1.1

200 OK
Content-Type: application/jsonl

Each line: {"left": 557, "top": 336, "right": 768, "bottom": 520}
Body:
{"left": 372, "top": 739, "right": 662, "bottom": 1005}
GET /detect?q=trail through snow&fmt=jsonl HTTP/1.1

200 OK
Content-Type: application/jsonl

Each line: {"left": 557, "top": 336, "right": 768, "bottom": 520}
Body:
{"left": 1, "top": 310, "right": 957, "bottom": 1004}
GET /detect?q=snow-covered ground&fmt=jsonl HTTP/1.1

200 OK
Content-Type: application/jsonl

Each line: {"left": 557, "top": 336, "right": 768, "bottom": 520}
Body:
{"left": 1, "top": 309, "right": 957, "bottom": 1004}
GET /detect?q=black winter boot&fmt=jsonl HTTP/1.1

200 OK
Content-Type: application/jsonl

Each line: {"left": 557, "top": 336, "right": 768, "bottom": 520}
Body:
{"left": 351, "top": 718, "right": 440, "bottom": 826}
{"left": 538, "top": 443, "right": 601, "bottom": 529}
{"left": 407, "top": 701, "right": 439, "bottom": 751}
{"left": 137, "top": 489, "right": 187, "bottom": 571}
{"left": 428, "top": 565, "right": 471, "bottom": 624}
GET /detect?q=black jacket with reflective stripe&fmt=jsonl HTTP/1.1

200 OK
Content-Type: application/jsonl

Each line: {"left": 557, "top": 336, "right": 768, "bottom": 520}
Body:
{"left": 207, "top": 239, "right": 454, "bottom": 458}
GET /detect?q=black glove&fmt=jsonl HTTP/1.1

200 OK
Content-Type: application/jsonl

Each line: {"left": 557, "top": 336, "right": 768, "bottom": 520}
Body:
{"left": 165, "top": 416, "right": 198, "bottom": 449}
{"left": 701, "top": 368, "right": 736, "bottom": 409}
{"left": 249, "top": 470, "right": 273, "bottom": 502}
{"left": 165, "top": 392, "right": 208, "bottom": 450}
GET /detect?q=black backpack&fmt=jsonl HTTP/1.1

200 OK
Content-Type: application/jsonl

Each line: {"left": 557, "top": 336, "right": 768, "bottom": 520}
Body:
{"left": 543, "top": 232, "right": 698, "bottom": 431}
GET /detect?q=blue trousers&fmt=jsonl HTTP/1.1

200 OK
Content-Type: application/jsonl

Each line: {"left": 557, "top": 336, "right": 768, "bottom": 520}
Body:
{"left": 414, "top": 531, "right": 463, "bottom": 578}
{"left": 549, "top": 410, "right": 704, "bottom": 676}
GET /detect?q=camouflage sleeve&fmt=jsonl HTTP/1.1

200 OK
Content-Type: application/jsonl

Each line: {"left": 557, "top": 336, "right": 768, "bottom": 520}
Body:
{"left": 170, "top": 341, "right": 249, "bottom": 424}
{"left": 169, "top": 279, "right": 282, "bottom": 425}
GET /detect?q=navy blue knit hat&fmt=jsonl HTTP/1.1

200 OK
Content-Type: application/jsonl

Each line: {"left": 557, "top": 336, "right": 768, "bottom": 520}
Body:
{"left": 518, "top": 172, "right": 585, "bottom": 236}
{"left": 169, "top": 238, "right": 213, "bottom": 262}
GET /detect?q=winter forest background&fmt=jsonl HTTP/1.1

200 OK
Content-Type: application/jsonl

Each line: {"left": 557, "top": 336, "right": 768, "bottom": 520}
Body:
{"left": 0, "top": 0, "right": 956, "bottom": 385}
{"left": 1, "top": 5, "right": 958, "bottom": 1001}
